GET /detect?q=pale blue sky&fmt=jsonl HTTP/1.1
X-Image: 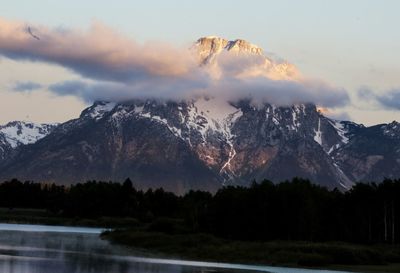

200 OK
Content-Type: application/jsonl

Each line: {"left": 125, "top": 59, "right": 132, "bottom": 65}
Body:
{"left": 1, "top": 0, "right": 400, "bottom": 124}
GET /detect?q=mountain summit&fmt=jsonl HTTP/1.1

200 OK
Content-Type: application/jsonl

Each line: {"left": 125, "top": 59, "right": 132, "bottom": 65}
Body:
{"left": 194, "top": 36, "right": 299, "bottom": 80}
{"left": 195, "top": 36, "right": 263, "bottom": 63}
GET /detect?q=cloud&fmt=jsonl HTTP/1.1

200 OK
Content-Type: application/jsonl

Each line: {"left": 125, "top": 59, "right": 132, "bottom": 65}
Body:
{"left": 375, "top": 89, "right": 400, "bottom": 110}
{"left": 49, "top": 77, "right": 349, "bottom": 108}
{"left": 0, "top": 17, "right": 350, "bottom": 108}
{"left": 317, "top": 107, "right": 351, "bottom": 121}
{"left": 357, "top": 87, "right": 375, "bottom": 101}
{"left": 12, "top": 81, "right": 42, "bottom": 92}
{"left": 327, "top": 111, "right": 351, "bottom": 121}
{"left": 358, "top": 87, "right": 400, "bottom": 110}
{"left": 0, "top": 18, "right": 198, "bottom": 82}
{"left": 207, "top": 77, "right": 348, "bottom": 107}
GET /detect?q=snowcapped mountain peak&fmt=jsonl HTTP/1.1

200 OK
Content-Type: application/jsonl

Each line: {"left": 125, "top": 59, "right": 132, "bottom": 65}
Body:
{"left": 195, "top": 36, "right": 229, "bottom": 64}
{"left": 381, "top": 121, "right": 400, "bottom": 138}
{"left": 195, "top": 36, "right": 263, "bottom": 64}
{"left": 192, "top": 97, "right": 240, "bottom": 123}
{"left": 0, "top": 121, "right": 57, "bottom": 148}
{"left": 80, "top": 101, "right": 117, "bottom": 120}
{"left": 194, "top": 36, "right": 300, "bottom": 80}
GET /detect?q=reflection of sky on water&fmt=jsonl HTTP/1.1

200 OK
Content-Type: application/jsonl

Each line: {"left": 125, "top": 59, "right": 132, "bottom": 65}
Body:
{"left": 0, "top": 223, "right": 104, "bottom": 234}
{"left": 0, "top": 226, "right": 246, "bottom": 273}
{"left": 0, "top": 224, "right": 349, "bottom": 273}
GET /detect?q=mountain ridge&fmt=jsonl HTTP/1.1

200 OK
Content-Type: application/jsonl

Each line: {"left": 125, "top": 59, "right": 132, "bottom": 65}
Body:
{"left": 1, "top": 97, "right": 397, "bottom": 193}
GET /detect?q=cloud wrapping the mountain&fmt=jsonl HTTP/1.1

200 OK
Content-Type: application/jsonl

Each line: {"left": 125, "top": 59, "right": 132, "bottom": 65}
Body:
{"left": 49, "top": 77, "right": 349, "bottom": 108}
{"left": 208, "top": 77, "right": 348, "bottom": 107}
{"left": 49, "top": 78, "right": 209, "bottom": 103}
{"left": 0, "top": 17, "right": 349, "bottom": 108}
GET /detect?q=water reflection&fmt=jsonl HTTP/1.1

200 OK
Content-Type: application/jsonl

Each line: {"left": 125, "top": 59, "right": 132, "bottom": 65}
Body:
{"left": 0, "top": 227, "right": 244, "bottom": 273}
{"left": 0, "top": 224, "right": 350, "bottom": 273}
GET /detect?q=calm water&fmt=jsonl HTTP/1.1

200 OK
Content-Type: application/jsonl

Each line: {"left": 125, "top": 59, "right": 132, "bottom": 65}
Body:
{"left": 0, "top": 223, "right": 350, "bottom": 273}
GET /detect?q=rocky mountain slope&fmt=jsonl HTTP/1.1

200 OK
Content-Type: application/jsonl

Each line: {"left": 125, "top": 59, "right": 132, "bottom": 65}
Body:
{"left": 1, "top": 98, "right": 398, "bottom": 193}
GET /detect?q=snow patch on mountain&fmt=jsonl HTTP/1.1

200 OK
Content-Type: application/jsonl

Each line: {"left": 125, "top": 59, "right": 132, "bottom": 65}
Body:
{"left": 330, "top": 120, "right": 349, "bottom": 144}
{"left": 189, "top": 97, "right": 242, "bottom": 142}
{"left": 193, "top": 97, "right": 240, "bottom": 124}
{"left": 0, "top": 121, "right": 57, "bottom": 148}
{"left": 189, "top": 98, "right": 242, "bottom": 177}
{"left": 314, "top": 118, "right": 322, "bottom": 146}
{"left": 89, "top": 102, "right": 116, "bottom": 120}
{"left": 141, "top": 112, "right": 184, "bottom": 140}
{"left": 381, "top": 121, "right": 400, "bottom": 138}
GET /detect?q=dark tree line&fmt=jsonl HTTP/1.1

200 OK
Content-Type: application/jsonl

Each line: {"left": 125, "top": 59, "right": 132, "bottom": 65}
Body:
{"left": 0, "top": 177, "right": 399, "bottom": 244}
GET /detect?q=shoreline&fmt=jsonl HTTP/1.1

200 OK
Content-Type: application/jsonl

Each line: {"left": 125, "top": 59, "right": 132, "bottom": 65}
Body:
{"left": 102, "top": 229, "right": 400, "bottom": 273}
{"left": 2, "top": 209, "right": 400, "bottom": 272}
{"left": 0, "top": 222, "right": 105, "bottom": 234}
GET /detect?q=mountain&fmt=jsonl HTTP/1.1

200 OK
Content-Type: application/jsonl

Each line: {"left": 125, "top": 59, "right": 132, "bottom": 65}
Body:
{"left": 0, "top": 37, "right": 399, "bottom": 193}
{"left": 0, "top": 121, "right": 57, "bottom": 161}
{"left": 332, "top": 121, "right": 400, "bottom": 182}
{"left": 0, "top": 98, "right": 395, "bottom": 193}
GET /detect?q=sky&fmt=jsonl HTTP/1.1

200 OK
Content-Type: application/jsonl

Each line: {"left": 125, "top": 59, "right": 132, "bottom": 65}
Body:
{"left": 0, "top": 0, "right": 400, "bottom": 125}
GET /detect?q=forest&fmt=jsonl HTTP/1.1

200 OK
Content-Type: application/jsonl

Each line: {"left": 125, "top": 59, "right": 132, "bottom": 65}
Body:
{"left": 0, "top": 177, "right": 399, "bottom": 245}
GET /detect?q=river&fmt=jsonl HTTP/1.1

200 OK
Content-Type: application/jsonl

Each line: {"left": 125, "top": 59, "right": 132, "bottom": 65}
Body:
{"left": 0, "top": 223, "right": 351, "bottom": 273}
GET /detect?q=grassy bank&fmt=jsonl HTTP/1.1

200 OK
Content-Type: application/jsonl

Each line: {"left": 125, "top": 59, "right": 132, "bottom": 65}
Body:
{"left": 102, "top": 228, "right": 400, "bottom": 272}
